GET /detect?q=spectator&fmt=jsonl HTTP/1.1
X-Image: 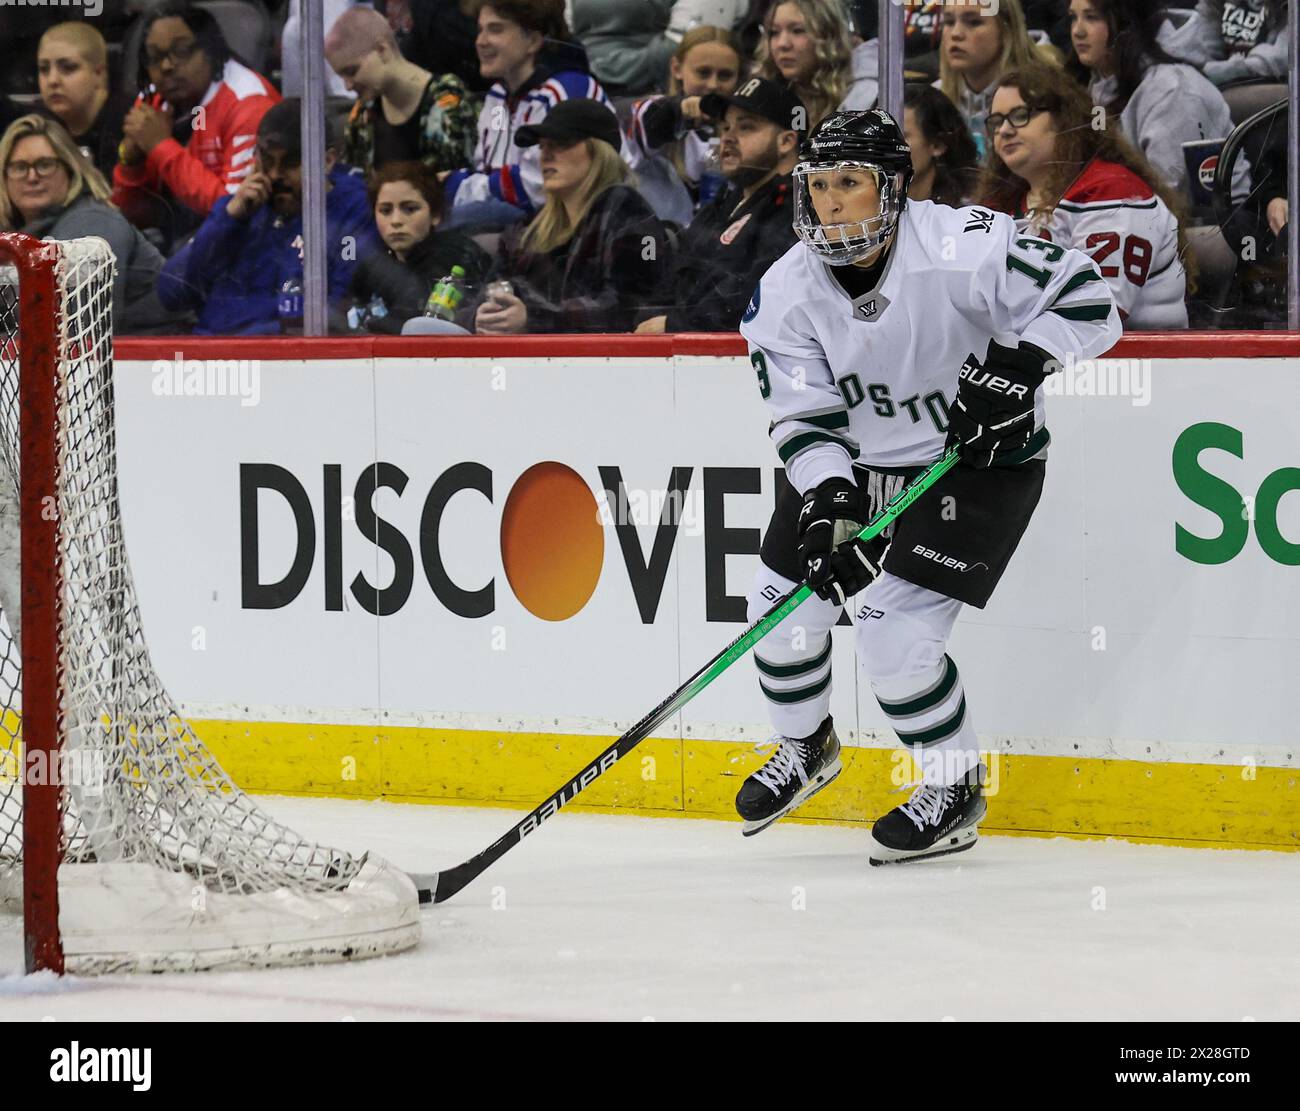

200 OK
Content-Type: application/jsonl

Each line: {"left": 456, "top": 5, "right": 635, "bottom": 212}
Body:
{"left": 1160, "top": 0, "right": 1289, "bottom": 86}
{"left": 979, "top": 63, "right": 1192, "bottom": 329}
{"left": 400, "top": 0, "right": 495, "bottom": 94}
{"left": 635, "top": 76, "right": 801, "bottom": 334}
{"left": 0, "top": 115, "right": 171, "bottom": 333}
{"left": 113, "top": 2, "right": 280, "bottom": 237}
{"left": 325, "top": 7, "right": 479, "bottom": 176}
{"left": 1067, "top": 0, "right": 1245, "bottom": 201}
{"left": 446, "top": 0, "right": 622, "bottom": 227}
{"left": 158, "top": 100, "right": 377, "bottom": 335}
{"left": 282, "top": 0, "right": 359, "bottom": 98}
{"left": 903, "top": 84, "right": 979, "bottom": 207}
{"left": 753, "top": 0, "right": 878, "bottom": 132}
{"left": 936, "top": 0, "right": 1055, "bottom": 160}
{"left": 346, "top": 161, "right": 491, "bottom": 332}
{"left": 37, "top": 23, "right": 133, "bottom": 183}
{"left": 471, "top": 98, "right": 673, "bottom": 333}
{"left": 567, "top": 1, "right": 750, "bottom": 97}
{"left": 626, "top": 24, "right": 743, "bottom": 224}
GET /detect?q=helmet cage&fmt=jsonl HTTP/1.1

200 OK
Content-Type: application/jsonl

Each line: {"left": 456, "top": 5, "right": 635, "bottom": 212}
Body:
{"left": 793, "top": 160, "right": 905, "bottom": 265}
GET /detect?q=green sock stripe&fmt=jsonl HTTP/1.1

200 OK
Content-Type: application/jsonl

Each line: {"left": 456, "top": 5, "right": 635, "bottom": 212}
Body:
{"left": 754, "top": 638, "right": 833, "bottom": 679}
{"left": 759, "top": 671, "right": 832, "bottom": 705}
{"left": 876, "top": 655, "right": 958, "bottom": 716}
{"left": 895, "top": 695, "right": 967, "bottom": 747}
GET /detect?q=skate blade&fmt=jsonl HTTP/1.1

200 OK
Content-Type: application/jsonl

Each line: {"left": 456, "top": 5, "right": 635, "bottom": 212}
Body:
{"left": 868, "top": 824, "right": 979, "bottom": 866}
{"left": 740, "top": 759, "right": 843, "bottom": 838}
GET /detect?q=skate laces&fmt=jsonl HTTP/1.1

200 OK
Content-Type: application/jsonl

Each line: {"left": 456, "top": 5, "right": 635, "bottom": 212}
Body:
{"left": 899, "top": 782, "right": 957, "bottom": 831}
{"left": 752, "top": 737, "right": 810, "bottom": 794}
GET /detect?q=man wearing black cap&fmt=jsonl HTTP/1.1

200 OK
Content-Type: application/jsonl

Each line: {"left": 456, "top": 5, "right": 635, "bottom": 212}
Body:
{"left": 158, "top": 99, "right": 380, "bottom": 334}
{"left": 635, "top": 77, "right": 805, "bottom": 335}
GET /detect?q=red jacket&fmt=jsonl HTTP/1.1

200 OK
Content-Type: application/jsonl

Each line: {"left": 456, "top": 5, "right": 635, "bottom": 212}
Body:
{"left": 112, "top": 59, "right": 279, "bottom": 219}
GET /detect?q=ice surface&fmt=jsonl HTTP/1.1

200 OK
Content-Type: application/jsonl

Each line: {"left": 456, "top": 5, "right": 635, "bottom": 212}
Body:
{"left": 1, "top": 798, "right": 1297, "bottom": 1021}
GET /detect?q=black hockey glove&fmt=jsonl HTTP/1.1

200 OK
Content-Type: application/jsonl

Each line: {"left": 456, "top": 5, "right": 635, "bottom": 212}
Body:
{"left": 797, "top": 479, "right": 889, "bottom": 606}
{"left": 944, "top": 341, "right": 1052, "bottom": 468}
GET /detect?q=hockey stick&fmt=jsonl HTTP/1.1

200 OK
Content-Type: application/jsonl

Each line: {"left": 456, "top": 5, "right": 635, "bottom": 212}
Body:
{"left": 410, "top": 447, "right": 961, "bottom": 904}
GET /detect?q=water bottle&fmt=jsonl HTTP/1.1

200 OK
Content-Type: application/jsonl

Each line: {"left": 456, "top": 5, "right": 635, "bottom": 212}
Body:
{"left": 424, "top": 265, "right": 468, "bottom": 321}
{"left": 697, "top": 140, "right": 726, "bottom": 208}
{"left": 277, "top": 277, "right": 303, "bottom": 334}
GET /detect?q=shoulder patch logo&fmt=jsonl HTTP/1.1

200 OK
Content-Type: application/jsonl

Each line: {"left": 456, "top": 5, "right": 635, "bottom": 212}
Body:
{"left": 963, "top": 208, "right": 995, "bottom": 234}
{"left": 742, "top": 282, "right": 761, "bottom": 323}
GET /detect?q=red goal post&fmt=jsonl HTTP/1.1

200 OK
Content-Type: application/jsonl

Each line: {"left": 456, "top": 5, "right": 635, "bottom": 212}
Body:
{"left": 0, "top": 233, "right": 420, "bottom": 974}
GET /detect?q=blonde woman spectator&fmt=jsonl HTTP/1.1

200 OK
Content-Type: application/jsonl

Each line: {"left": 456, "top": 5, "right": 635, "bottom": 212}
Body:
{"left": 37, "top": 23, "right": 133, "bottom": 182}
{"left": 937, "top": 0, "right": 1056, "bottom": 160}
{"left": 753, "top": 0, "right": 878, "bottom": 133}
{"left": 471, "top": 99, "right": 674, "bottom": 334}
{"left": 979, "top": 64, "right": 1192, "bottom": 329}
{"left": 626, "top": 24, "right": 743, "bottom": 223}
{"left": 0, "top": 115, "right": 170, "bottom": 332}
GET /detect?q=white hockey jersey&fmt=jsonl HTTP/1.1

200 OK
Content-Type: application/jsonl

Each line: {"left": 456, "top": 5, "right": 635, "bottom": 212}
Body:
{"left": 1015, "top": 158, "right": 1188, "bottom": 330}
{"left": 739, "top": 199, "right": 1123, "bottom": 493}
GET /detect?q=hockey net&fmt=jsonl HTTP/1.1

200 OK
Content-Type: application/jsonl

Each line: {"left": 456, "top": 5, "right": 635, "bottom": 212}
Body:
{"left": 0, "top": 234, "right": 419, "bottom": 973}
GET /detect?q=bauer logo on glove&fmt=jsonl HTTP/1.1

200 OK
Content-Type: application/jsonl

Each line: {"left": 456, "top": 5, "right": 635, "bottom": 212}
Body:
{"left": 944, "top": 340, "right": 1052, "bottom": 469}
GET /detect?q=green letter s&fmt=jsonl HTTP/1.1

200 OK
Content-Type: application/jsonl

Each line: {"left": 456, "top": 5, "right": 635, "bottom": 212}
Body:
{"left": 1173, "top": 422, "right": 1248, "bottom": 565}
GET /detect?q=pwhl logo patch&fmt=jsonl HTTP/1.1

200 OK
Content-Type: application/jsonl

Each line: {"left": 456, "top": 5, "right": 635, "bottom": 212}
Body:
{"left": 240, "top": 461, "right": 793, "bottom": 622}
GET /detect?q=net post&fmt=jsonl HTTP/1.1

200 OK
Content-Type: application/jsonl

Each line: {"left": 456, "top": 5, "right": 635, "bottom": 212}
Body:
{"left": 0, "top": 232, "right": 66, "bottom": 974}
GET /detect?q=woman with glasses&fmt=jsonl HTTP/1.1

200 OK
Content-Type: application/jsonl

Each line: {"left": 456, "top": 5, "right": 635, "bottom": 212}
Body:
{"left": 0, "top": 115, "right": 172, "bottom": 333}
{"left": 935, "top": 0, "right": 1059, "bottom": 160}
{"left": 112, "top": 2, "right": 280, "bottom": 237}
{"left": 979, "top": 63, "right": 1191, "bottom": 329}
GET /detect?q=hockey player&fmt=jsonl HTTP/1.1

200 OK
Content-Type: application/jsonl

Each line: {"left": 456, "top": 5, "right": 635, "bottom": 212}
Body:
{"left": 735, "top": 108, "right": 1122, "bottom": 863}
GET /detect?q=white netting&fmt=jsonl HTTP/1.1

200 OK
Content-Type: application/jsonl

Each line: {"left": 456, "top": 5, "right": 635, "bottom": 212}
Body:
{"left": 0, "top": 237, "right": 418, "bottom": 971}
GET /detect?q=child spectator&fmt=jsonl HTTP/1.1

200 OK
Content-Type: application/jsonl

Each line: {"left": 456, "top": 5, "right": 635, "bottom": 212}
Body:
{"left": 0, "top": 115, "right": 170, "bottom": 333}
{"left": 157, "top": 100, "right": 377, "bottom": 335}
{"left": 470, "top": 98, "right": 673, "bottom": 333}
{"left": 1067, "top": 0, "right": 1244, "bottom": 201}
{"left": 446, "top": 0, "right": 622, "bottom": 227}
{"left": 753, "top": 0, "right": 878, "bottom": 132}
{"left": 112, "top": 2, "right": 280, "bottom": 236}
{"left": 567, "top": 1, "right": 750, "bottom": 97}
{"left": 936, "top": 0, "right": 1056, "bottom": 160}
{"left": 979, "top": 63, "right": 1192, "bottom": 329}
{"left": 1160, "top": 0, "right": 1289, "bottom": 86}
{"left": 635, "top": 76, "right": 802, "bottom": 334}
{"left": 903, "top": 84, "right": 979, "bottom": 207}
{"left": 626, "top": 25, "right": 743, "bottom": 225}
{"left": 37, "top": 23, "right": 133, "bottom": 183}
{"left": 325, "top": 6, "right": 479, "bottom": 176}
{"left": 346, "top": 161, "right": 492, "bottom": 332}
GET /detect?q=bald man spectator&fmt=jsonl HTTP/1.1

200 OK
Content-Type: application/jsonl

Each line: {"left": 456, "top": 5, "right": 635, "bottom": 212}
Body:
{"left": 325, "top": 6, "right": 479, "bottom": 176}
{"left": 37, "top": 23, "right": 134, "bottom": 181}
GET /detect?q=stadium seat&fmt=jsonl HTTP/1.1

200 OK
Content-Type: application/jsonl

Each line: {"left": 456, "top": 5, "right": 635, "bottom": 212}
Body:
{"left": 1220, "top": 80, "right": 1288, "bottom": 127}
